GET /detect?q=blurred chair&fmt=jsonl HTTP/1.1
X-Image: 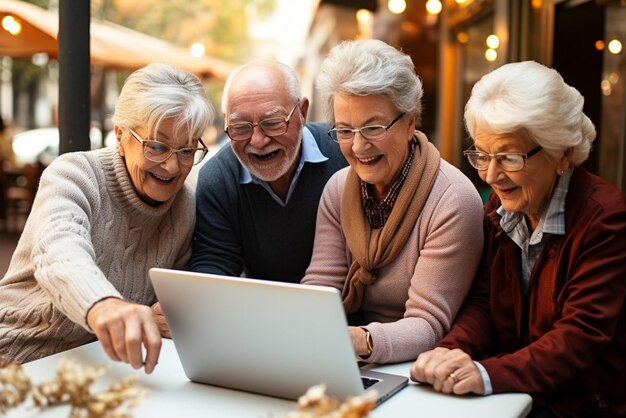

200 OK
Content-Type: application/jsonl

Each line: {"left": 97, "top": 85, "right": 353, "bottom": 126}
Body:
{"left": 1, "top": 162, "right": 42, "bottom": 232}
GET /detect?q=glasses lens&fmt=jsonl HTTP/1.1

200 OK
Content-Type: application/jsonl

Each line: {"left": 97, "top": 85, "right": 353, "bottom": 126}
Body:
{"left": 464, "top": 152, "right": 486, "bottom": 170}
{"left": 360, "top": 126, "right": 387, "bottom": 141}
{"left": 144, "top": 141, "right": 172, "bottom": 162}
{"left": 329, "top": 129, "right": 354, "bottom": 143}
{"left": 192, "top": 149, "right": 207, "bottom": 165}
{"left": 174, "top": 148, "right": 197, "bottom": 166}
{"left": 227, "top": 123, "right": 252, "bottom": 141}
{"left": 464, "top": 151, "right": 526, "bottom": 172}
{"left": 498, "top": 154, "right": 524, "bottom": 171}
{"left": 259, "top": 118, "right": 288, "bottom": 136}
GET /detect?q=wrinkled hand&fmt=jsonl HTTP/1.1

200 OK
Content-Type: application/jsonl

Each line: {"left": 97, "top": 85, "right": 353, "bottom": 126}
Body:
{"left": 348, "top": 326, "right": 369, "bottom": 358}
{"left": 151, "top": 302, "right": 171, "bottom": 339}
{"left": 410, "top": 347, "right": 484, "bottom": 395}
{"left": 87, "top": 297, "right": 161, "bottom": 374}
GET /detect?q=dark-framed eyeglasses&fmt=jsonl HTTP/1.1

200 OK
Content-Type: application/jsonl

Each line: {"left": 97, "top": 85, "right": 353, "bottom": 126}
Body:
{"left": 327, "top": 113, "right": 404, "bottom": 143}
{"left": 224, "top": 101, "right": 300, "bottom": 141}
{"left": 463, "top": 145, "right": 543, "bottom": 172}
{"left": 128, "top": 128, "right": 208, "bottom": 166}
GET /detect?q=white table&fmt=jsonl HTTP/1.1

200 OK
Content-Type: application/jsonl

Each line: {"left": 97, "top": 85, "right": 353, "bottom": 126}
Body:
{"left": 11, "top": 339, "right": 532, "bottom": 418}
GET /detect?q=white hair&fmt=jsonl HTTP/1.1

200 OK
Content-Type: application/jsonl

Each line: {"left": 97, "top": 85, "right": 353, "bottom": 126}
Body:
{"left": 464, "top": 60, "right": 595, "bottom": 165}
{"left": 221, "top": 59, "right": 302, "bottom": 114}
{"left": 316, "top": 39, "right": 423, "bottom": 127}
{"left": 112, "top": 63, "right": 214, "bottom": 145}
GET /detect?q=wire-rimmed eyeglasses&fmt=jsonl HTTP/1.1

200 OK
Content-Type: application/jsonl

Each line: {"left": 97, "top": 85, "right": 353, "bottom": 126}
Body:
{"left": 328, "top": 113, "right": 404, "bottom": 143}
{"left": 224, "top": 101, "right": 300, "bottom": 141}
{"left": 129, "top": 128, "right": 208, "bottom": 166}
{"left": 463, "top": 145, "right": 543, "bottom": 172}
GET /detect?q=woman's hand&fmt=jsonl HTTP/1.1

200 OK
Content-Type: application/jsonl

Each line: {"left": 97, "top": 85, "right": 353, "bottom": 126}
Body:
{"left": 410, "top": 347, "right": 484, "bottom": 395}
{"left": 87, "top": 297, "right": 161, "bottom": 374}
{"left": 348, "top": 326, "right": 370, "bottom": 358}
{"left": 151, "top": 302, "right": 171, "bottom": 338}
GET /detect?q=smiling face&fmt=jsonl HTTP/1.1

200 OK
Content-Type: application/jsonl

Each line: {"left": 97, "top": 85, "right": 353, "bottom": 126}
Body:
{"left": 474, "top": 131, "right": 573, "bottom": 229}
{"left": 116, "top": 118, "right": 194, "bottom": 205}
{"left": 334, "top": 94, "right": 415, "bottom": 200}
{"left": 225, "top": 65, "right": 308, "bottom": 188}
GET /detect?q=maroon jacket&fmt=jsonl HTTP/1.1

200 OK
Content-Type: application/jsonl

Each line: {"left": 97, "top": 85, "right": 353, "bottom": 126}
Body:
{"left": 438, "top": 167, "right": 626, "bottom": 418}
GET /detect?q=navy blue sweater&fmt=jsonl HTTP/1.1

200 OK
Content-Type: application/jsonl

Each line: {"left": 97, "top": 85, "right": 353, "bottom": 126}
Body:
{"left": 189, "top": 123, "right": 348, "bottom": 283}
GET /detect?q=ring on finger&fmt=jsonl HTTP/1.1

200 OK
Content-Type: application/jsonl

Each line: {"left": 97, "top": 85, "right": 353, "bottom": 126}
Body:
{"left": 448, "top": 371, "right": 459, "bottom": 383}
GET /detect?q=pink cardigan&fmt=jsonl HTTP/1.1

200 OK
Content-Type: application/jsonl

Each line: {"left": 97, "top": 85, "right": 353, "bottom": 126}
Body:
{"left": 302, "top": 160, "right": 484, "bottom": 364}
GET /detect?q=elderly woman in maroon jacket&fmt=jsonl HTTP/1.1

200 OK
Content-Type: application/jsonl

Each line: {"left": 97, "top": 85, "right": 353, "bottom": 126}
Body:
{"left": 410, "top": 60, "right": 626, "bottom": 418}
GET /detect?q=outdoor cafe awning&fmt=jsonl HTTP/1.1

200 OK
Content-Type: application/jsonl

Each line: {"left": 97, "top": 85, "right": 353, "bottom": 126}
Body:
{"left": 0, "top": 0, "right": 236, "bottom": 81}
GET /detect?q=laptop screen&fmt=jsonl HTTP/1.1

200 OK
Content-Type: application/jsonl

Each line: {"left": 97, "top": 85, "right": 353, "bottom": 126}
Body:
{"left": 149, "top": 268, "right": 407, "bottom": 404}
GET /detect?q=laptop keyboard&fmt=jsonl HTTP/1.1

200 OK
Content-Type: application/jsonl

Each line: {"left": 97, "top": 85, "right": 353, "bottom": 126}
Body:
{"left": 361, "top": 376, "right": 380, "bottom": 389}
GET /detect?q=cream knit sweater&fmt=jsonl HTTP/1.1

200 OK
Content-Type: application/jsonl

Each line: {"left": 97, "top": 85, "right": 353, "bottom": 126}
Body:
{"left": 0, "top": 147, "right": 195, "bottom": 362}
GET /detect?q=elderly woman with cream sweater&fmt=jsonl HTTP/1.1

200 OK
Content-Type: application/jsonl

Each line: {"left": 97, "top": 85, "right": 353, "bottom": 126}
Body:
{"left": 0, "top": 63, "right": 213, "bottom": 374}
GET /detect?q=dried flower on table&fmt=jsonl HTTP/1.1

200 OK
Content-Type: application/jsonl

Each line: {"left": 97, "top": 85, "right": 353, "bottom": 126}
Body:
{"left": 283, "top": 383, "right": 377, "bottom": 418}
{"left": 1, "top": 359, "right": 32, "bottom": 413}
{"left": 0, "top": 357, "right": 148, "bottom": 417}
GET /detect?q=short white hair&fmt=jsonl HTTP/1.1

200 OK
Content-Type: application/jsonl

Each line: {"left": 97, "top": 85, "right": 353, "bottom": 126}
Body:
{"left": 221, "top": 59, "right": 301, "bottom": 114}
{"left": 316, "top": 39, "right": 423, "bottom": 127}
{"left": 112, "top": 63, "right": 214, "bottom": 145}
{"left": 464, "top": 60, "right": 595, "bottom": 165}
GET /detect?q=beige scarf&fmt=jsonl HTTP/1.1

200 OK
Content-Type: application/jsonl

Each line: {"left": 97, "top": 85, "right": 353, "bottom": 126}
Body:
{"left": 340, "top": 131, "right": 441, "bottom": 314}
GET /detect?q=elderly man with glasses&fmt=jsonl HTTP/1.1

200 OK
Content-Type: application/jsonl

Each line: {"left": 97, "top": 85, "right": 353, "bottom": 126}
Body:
{"left": 186, "top": 59, "right": 347, "bottom": 285}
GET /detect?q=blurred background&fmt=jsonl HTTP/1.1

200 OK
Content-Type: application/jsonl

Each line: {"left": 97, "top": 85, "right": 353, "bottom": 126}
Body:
{"left": 1, "top": 0, "right": 625, "bottom": 273}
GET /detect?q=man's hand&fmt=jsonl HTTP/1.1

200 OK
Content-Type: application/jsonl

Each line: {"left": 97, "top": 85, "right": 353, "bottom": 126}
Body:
{"left": 87, "top": 297, "right": 161, "bottom": 374}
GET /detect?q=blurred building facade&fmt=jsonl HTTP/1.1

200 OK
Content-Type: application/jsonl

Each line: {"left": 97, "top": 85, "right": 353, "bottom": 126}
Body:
{"left": 305, "top": 0, "right": 626, "bottom": 192}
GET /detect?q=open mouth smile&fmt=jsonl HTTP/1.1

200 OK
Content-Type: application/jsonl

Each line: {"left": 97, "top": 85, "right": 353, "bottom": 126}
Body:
{"left": 251, "top": 150, "right": 280, "bottom": 161}
{"left": 150, "top": 172, "right": 175, "bottom": 183}
{"left": 358, "top": 155, "right": 381, "bottom": 165}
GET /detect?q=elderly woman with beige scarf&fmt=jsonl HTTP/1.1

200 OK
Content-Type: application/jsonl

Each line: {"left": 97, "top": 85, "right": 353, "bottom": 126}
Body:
{"left": 301, "top": 39, "right": 484, "bottom": 364}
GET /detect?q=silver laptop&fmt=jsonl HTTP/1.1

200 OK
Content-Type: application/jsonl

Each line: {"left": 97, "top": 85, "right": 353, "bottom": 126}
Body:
{"left": 149, "top": 268, "right": 408, "bottom": 405}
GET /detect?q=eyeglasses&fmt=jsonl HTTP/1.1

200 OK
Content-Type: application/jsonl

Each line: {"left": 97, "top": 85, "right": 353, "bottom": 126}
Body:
{"left": 463, "top": 145, "right": 543, "bottom": 172}
{"left": 224, "top": 102, "right": 300, "bottom": 141}
{"left": 128, "top": 128, "right": 208, "bottom": 166}
{"left": 327, "top": 113, "right": 404, "bottom": 143}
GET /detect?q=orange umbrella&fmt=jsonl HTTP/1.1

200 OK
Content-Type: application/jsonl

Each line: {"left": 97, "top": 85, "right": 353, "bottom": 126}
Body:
{"left": 0, "top": 0, "right": 236, "bottom": 80}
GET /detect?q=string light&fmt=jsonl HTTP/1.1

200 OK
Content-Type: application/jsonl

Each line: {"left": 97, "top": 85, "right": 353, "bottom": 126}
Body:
{"left": 486, "top": 34, "right": 500, "bottom": 49}
{"left": 607, "top": 39, "right": 622, "bottom": 55}
{"left": 189, "top": 42, "right": 206, "bottom": 58}
{"left": 2, "top": 15, "right": 22, "bottom": 35}
{"left": 388, "top": 0, "right": 407, "bottom": 14}
{"left": 485, "top": 48, "right": 497, "bottom": 61}
{"left": 425, "top": 0, "right": 442, "bottom": 15}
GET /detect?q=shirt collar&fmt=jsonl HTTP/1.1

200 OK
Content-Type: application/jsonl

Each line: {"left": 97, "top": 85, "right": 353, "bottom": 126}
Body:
{"left": 361, "top": 137, "right": 417, "bottom": 228}
{"left": 239, "top": 126, "right": 327, "bottom": 184}
{"left": 238, "top": 126, "right": 329, "bottom": 206}
{"left": 497, "top": 166, "right": 573, "bottom": 237}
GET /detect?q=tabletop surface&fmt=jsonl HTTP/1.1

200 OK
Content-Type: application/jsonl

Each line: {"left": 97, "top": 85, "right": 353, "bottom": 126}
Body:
{"left": 11, "top": 339, "right": 533, "bottom": 418}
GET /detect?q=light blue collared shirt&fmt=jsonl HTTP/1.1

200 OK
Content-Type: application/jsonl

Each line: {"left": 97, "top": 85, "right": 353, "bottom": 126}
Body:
{"left": 477, "top": 167, "right": 573, "bottom": 395}
{"left": 238, "top": 126, "right": 329, "bottom": 206}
